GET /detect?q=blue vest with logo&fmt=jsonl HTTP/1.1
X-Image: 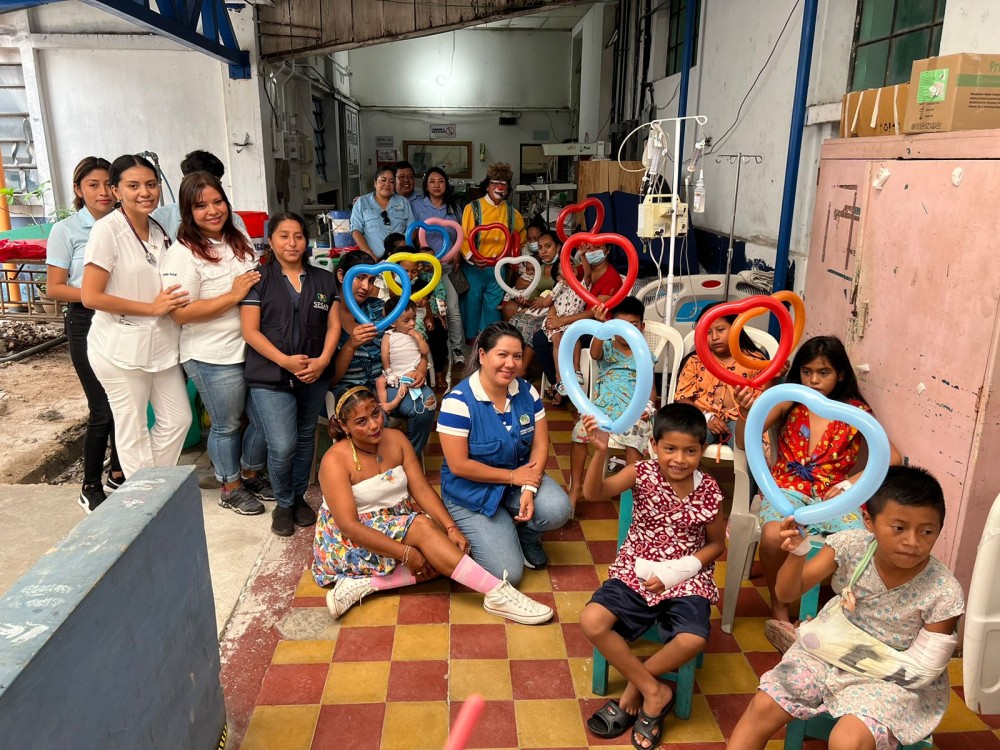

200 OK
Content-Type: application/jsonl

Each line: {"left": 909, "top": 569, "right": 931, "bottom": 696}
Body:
{"left": 440, "top": 376, "right": 537, "bottom": 516}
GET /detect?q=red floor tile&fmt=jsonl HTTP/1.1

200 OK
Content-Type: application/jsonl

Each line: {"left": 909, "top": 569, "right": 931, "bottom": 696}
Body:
{"left": 397, "top": 593, "right": 451, "bottom": 624}
{"left": 254, "top": 663, "right": 329, "bottom": 705}
{"left": 934, "top": 732, "right": 1000, "bottom": 749}
{"left": 705, "top": 693, "right": 755, "bottom": 739}
{"left": 549, "top": 565, "right": 602, "bottom": 592}
{"left": 449, "top": 700, "right": 518, "bottom": 748}
{"left": 386, "top": 659, "right": 449, "bottom": 701}
{"left": 705, "top": 625, "right": 742, "bottom": 654}
{"left": 744, "top": 651, "right": 782, "bottom": 678}
{"left": 562, "top": 622, "right": 594, "bottom": 658}
{"left": 510, "top": 659, "right": 575, "bottom": 700}
{"left": 291, "top": 596, "right": 327, "bottom": 608}
{"left": 729, "top": 586, "right": 772, "bottom": 618}
{"left": 332, "top": 626, "right": 395, "bottom": 662}
{"left": 529, "top": 591, "right": 559, "bottom": 621}
{"left": 574, "top": 500, "right": 619, "bottom": 520}
{"left": 552, "top": 440, "right": 573, "bottom": 455}
{"left": 311, "top": 703, "right": 385, "bottom": 750}
{"left": 543, "top": 521, "right": 586, "bottom": 541}
{"left": 451, "top": 624, "right": 509, "bottom": 659}
{"left": 579, "top": 697, "right": 636, "bottom": 746}
{"left": 587, "top": 540, "right": 619, "bottom": 564}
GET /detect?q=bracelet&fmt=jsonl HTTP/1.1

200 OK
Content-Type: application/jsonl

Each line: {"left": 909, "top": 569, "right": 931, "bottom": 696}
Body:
{"left": 521, "top": 485, "right": 538, "bottom": 495}
{"left": 509, "top": 469, "right": 514, "bottom": 485}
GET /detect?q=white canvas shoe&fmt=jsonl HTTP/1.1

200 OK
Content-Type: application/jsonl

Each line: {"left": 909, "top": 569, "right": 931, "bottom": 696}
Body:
{"left": 326, "top": 576, "right": 376, "bottom": 619}
{"left": 483, "top": 573, "right": 553, "bottom": 625}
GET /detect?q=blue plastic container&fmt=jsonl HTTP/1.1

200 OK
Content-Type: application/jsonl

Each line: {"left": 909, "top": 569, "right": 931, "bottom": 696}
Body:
{"left": 330, "top": 210, "right": 353, "bottom": 249}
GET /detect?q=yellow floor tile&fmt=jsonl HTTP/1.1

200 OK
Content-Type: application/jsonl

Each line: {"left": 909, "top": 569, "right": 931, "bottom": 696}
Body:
{"left": 936, "top": 689, "right": 989, "bottom": 732}
{"left": 506, "top": 621, "right": 568, "bottom": 660}
{"left": 568, "top": 657, "right": 599, "bottom": 698}
{"left": 555, "top": 454, "right": 572, "bottom": 469}
{"left": 337, "top": 593, "right": 399, "bottom": 626}
{"left": 696, "top": 653, "right": 761, "bottom": 694}
{"left": 549, "top": 431, "right": 572, "bottom": 443}
{"left": 553, "top": 591, "right": 594, "bottom": 622}
{"left": 241, "top": 705, "right": 320, "bottom": 750}
{"left": 546, "top": 540, "right": 595, "bottom": 565}
{"left": 450, "top": 592, "right": 497, "bottom": 624}
{"left": 448, "top": 658, "right": 514, "bottom": 700}
{"left": 579, "top": 519, "right": 619, "bottom": 541}
{"left": 596, "top": 563, "right": 611, "bottom": 582}
{"left": 658, "top": 695, "right": 725, "bottom": 743}
{"left": 731, "top": 617, "right": 777, "bottom": 653}
{"left": 947, "top": 658, "right": 963, "bottom": 687}
{"left": 294, "top": 568, "right": 325, "bottom": 598}
{"left": 518, "top": 567, "right": 553, "bottom": 593}
{"left": 392, "top": 624, "right": 449, "bottom": 661}
{"left": 271, "top": 639, "right": 336, "bottom": 665}
{"left": 322, "top": 661, "right": 390, "bottom": 704}
{"left": 545, "top": 468, "right": 566, "bottom": 482}
{"left": 423, "top": 455, "right": 443, "bottom": 470}
{"left": 713, "top": 559, "right": 727, "bottom": 587}
{"left": 710, "top": 604, "right": 721, "bottom": 620}
{"left": 382, "top": 702, "right": 449, "bottom": 750}
{"left": 514, "top": 698, "right": 588, "bottom": 748}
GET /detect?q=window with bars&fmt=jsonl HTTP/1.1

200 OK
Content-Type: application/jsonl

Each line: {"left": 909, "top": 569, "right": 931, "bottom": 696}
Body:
{"left": 851, "top": 0, "right": 946, "bottom": 91}
{"left": 312, "top": 97, "right": 327, "bottom": 183}
{"left": 665, "top": 0, "right": 701, "bottom": 78}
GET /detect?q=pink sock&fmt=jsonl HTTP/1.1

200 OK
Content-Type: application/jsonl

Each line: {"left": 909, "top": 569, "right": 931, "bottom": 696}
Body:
{"left": 450, "top": 555, "right": 502, "bottom": 594}
{"left": 370, "top": 566, "right": 417, "bottom": 591}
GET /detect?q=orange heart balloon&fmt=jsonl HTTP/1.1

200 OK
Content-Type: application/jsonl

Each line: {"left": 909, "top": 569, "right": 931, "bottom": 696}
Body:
{"left": 729, "top": 291, "right": 805, "bottom": 370}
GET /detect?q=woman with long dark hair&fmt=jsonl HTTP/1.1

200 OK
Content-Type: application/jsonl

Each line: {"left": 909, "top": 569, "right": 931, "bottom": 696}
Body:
{"left": 46, "top": 156, "right": 124, "bottom": 512}
{"left": 159, "top": 171, "right": 270, "bottom": 516}
{"left": 81, "top": 154, "right": 191, "bottom": 480}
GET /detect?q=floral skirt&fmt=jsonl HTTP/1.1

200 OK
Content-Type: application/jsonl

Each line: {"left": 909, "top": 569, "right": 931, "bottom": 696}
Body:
{"left": 758, "top": 488, "right": 864, "bottom": 536}
{"left": 312, "top": 499, "right": 418, "bottom": 586}
{"left": 509, "top": 311, "right": 547, "bottom": 346}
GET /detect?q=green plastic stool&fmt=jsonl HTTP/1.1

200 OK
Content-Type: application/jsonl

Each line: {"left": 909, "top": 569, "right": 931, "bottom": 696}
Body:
{"left": 590, "top": 489, "right": 704, "bottom": 720}
{"left": 146, "top": 377, "right": 202, "bottom": 449}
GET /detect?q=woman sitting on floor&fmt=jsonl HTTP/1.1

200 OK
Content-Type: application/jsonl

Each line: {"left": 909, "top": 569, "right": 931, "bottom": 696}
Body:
{"left": 312, "top": 386, "right": 553, "bottom": 625}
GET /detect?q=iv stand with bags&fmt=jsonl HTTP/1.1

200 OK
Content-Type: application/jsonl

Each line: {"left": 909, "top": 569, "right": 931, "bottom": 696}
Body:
{"left": 715, "top": 153, "right": 763, "bottom": 301}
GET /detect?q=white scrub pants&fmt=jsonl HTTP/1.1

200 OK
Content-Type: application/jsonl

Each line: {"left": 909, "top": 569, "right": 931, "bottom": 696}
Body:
{"left": 88, "top": 351, "right": 192, "bottom": 478}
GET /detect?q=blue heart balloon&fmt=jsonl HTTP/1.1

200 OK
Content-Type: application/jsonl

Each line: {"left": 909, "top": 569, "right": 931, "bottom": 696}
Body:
{"left": 744, "top": 383, "right": 891, "bottom": 526}
{"left": 558, "top": 319, "right": 653, "bottom": 434}
{"left": 342, "top": 262, "right": 411, "bottom": 333}
{"left": 405, "top": 221, "right": 451, "bottom": 260}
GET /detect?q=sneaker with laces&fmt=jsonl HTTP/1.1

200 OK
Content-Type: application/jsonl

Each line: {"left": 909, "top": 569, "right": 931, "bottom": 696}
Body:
{"left": 219, "top": 487, "right": 265, "bottom": 516}
{"left": 242, "top": 473, "right": 276, "bottom": 501}
{"left": 452, "top": 348, "right": 465, "bottom": 366}
{"left": 293, "top": 495, "right": 317, "bottom": 527}
{"left": 78, "top": 484, "right": 107, "bottom": 515}
{"left": 483, "top": 573, "right": 553, "bottom": 625}
{"left": 326, "top": 576, "right": 376, "bottom": 618}
{"left": 520, "top": 539, "right": 549, "bottom": 570}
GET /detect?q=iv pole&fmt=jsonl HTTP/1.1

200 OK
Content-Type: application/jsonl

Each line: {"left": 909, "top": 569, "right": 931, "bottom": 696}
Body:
{"left": 715, "top": 153, "right": 762, "bottom": 301}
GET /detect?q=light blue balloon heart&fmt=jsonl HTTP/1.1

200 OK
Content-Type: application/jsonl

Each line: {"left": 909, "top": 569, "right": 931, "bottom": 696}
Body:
{"left": 744, "top": 383, "right": 891, "bottom": 526}
{"left": 405, "top": 221, "right": 451, "bottom": 259}
{"left": 558, "top": 319, "right": 653, "bottom": 434}
{"left": 342, "top": 262, "right": 411, "bottom": 333}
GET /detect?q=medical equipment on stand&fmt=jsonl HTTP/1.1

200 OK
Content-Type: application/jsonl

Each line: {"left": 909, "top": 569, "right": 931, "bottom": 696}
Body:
{"left": 715, "top": 153, "right": 763, "bottom": 301}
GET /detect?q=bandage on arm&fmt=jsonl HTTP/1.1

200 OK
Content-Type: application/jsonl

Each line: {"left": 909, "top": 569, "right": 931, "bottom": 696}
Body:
{"left": 634, "top": 556, "right": 702, "bottom": 589}
{"left": 905, "top": 627, "right": 958, "bottom": 677}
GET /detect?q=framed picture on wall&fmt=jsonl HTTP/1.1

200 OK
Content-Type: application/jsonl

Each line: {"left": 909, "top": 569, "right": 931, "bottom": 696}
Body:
{"left": 403, "top": 140, "right": 473, "bottom": 178}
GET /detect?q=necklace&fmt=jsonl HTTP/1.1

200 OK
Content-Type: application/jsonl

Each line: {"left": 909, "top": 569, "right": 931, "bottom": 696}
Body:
{"left": 349, "top": 439, "right": 382, "bottom": 471}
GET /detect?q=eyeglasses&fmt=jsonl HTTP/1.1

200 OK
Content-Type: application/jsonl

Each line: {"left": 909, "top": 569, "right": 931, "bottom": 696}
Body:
{"left": 381, "top": 210, "right": 390, "bottom": 226}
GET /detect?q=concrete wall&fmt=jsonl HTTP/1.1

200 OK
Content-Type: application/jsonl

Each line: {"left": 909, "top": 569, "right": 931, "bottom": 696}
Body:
{"left": 940, "top": 0, "right": 998, "bottom": 54}
{"left": 0, "top": 468, "right": 225, "bottom": 750}
{"left": 348, "top": 29, "right": 572, "bottom": 186}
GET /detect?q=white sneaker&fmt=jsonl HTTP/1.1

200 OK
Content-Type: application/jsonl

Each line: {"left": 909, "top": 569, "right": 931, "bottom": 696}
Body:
{"left": 326, "top": 576, "right": 376, "bottom": 619}
{"left": 483, "top": 573, "right": 553, "bottom": 625}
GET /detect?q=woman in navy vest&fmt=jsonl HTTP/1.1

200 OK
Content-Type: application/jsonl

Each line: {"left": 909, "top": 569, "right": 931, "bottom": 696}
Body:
{"left": 241, "top": 213, "right": 341, "bottom": 537}
{"left": 437, "top": 321, "right": 572, "bottom": 585}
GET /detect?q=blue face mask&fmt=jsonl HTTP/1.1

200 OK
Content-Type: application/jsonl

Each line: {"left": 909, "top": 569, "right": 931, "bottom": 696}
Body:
{"left": 585, "top": 250, "right": 606, "bottom": 265}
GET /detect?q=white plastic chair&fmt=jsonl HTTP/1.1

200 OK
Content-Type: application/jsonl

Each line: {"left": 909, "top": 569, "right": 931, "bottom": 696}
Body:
{"left": 643, "top": 320, "right": 685, "bottom": 407}
{"left": 310, "top": 391, "right": 338, "bottom": 485}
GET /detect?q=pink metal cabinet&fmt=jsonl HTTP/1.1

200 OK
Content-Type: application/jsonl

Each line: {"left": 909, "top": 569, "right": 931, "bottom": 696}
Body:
{"left": 804, "top": 131, "right": 1000, "bottom": 590}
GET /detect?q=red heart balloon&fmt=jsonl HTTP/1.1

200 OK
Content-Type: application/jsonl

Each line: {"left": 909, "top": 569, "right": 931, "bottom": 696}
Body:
{"left": 467, "top": 222, "right": 515, "bottom": 266}
{"left": 556, "top": 197, "right": 605, "bottom": 242}
{"left": 560, "top": 232, "right": 639, "bottom": 311}
{"left": 693, "top": 296, "right": 794, "bottom": 388}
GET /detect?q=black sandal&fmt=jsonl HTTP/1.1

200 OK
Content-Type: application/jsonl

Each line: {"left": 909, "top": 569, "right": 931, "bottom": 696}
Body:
{"left": 586, "top": 700, "right": 633, "bottom": 739}
{"left": 631, "top": 693, "right": 675, "bottom": 750}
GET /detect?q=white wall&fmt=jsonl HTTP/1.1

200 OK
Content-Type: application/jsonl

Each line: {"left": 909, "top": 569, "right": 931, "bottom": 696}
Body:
{"left": 574, "top": 4, "right": 604, "bottom": 143}
{"left": 348, "top": 28, "right": 572, "bottom": 186}
{"left": 940, "top": 0, "right": 999, "bottom": 54}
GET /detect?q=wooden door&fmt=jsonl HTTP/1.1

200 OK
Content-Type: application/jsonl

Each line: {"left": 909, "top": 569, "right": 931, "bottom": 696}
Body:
{"left": 848, "top": 158, "right": 1000, "bottom": 570}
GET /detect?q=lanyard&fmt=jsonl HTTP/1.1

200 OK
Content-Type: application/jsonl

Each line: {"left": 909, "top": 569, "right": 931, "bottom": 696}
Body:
{"left": 119, "top": 207, "right": 170, "bottom": 266}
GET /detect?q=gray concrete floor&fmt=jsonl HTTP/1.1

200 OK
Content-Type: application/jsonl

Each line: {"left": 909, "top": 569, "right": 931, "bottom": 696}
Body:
{"left": 0, "top": 445, "right": 273, "bottom": 637}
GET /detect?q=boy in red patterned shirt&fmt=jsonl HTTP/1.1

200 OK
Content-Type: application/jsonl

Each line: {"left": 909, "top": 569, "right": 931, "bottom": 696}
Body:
{"left": 579, "top": 403, "right": 726, "bottom": 749}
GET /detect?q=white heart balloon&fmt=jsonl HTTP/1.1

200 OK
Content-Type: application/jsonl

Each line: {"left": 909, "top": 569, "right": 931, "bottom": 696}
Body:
{"left": 494, "top": 254, "right": 542, "bottom": 299}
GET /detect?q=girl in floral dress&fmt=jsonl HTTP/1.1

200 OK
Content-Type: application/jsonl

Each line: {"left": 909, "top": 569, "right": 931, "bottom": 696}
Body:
{"left": 734, "top": 336, "right": 902, "bottom": 621}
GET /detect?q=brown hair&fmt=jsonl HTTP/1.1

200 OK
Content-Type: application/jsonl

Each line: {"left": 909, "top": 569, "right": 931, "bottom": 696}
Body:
{"left": 177, "top": 171, "right": 254, "bottom": 263}
{"left": 72, "top": 156, "right": 111, "bottom": 211}
{"left": 329, "top": 386, "right": 379, "bottom": 439}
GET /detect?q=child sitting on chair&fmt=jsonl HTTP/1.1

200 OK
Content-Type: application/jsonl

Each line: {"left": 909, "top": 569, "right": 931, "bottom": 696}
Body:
{"left": 567, "top": 296, "right": 656, "bottom": 509}
{"left": 375, "top": 301, "right": 437, "bottom": 415}
{"left": 579, "top": 403, "right": 725, "bottom": 749}
{"left": 728, "top": 466, "right": 964, "bottom": 750}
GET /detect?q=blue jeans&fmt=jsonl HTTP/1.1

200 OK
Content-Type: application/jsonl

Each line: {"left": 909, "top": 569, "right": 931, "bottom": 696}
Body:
{"left": 183, "top": 360, "right": 264, "bottom": 483}
{"left": 388, "top": 389, "right": 436, "bottom": 455}
{"left": 705, "top": 418, "right": 737, "bottom": 449}
{"left": 443, "top": 474, "right": 572, "bottom": 586}
{"left": 460, "top": 262, "right": 503, "bottom": 341}
{"left": 246, "top": 382, "right": 329, "bottom": 507}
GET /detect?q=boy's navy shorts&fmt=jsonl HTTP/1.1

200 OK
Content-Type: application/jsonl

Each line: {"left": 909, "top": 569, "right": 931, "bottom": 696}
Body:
{"left": 589, "top": 578, "right": 712, "bottom": 643}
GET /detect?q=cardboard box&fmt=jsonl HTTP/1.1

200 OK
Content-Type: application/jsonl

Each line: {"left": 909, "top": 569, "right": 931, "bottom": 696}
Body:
{"left": 903, "top": 53, "right": 1000, "bottom": 134}
{"left": 839, "top": 90, "right": 868, "bottom": 138}
{"left": 857, "top": 83, "right": 909, "bottom": 137}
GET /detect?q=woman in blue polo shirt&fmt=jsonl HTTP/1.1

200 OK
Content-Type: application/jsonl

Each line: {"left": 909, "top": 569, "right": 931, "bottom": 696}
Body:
{"left": 45, "top": 156, "right": 124, "bottom": 513}
{"left": 437, "top": 321, "right": 572, "bottom": 585}
{"left": 350, "top": 166, "right": 414, "bottom": 259}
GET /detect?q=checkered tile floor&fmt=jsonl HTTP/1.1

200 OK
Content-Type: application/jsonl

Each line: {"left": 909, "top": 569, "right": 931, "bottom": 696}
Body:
{"left": 231, "top": 412, "right": 999, "bottom": 750}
